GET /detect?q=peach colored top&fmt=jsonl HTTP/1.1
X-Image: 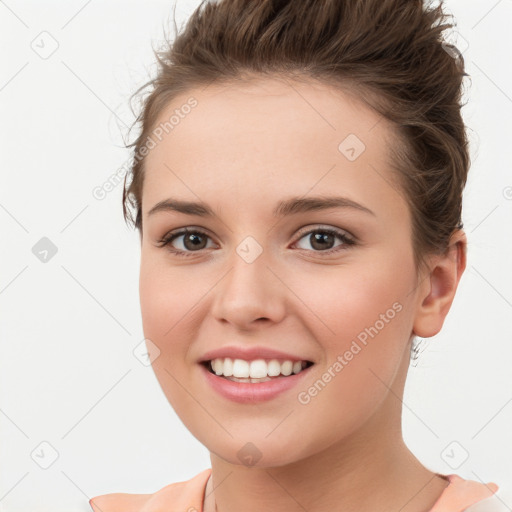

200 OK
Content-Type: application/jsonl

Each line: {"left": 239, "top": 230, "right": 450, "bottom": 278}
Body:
{"left": 89, "top": 468, "right": 500, "bottom": 512}
{"left": 429, "top": 473, "right": 499, "bottom": 511}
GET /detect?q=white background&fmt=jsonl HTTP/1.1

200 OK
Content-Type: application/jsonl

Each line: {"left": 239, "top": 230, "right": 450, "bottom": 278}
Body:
{"left": 1, "top": 1, "right": 511, "bottom": 511}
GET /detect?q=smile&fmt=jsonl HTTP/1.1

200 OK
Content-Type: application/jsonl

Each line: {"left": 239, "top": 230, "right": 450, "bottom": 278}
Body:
{"left": 199, "top": 358, "right": 315, "bottom": 403}
{"left": 205, "top": 357, "right": 314, "bottom": 382}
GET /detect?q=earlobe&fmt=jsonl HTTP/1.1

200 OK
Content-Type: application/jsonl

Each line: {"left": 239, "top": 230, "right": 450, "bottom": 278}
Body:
{"left": 412, "top": 230, "right": 467, "bottom": 339}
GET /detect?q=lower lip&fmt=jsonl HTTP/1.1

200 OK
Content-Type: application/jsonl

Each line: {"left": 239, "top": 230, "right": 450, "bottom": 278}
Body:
{"left": 199, "top": 362, "right": 314, "bottom": 404}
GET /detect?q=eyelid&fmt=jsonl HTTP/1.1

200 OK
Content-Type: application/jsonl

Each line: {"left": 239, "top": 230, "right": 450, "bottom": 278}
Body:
{"left": 294, "top": 224, "right": 355, "bottom": 243}
{"left": 158, "top": 224, "right": 355, "bottom": 243}
{"left": 157, "top": 224, "right": 356, "bottom": 257}
{"left": 156, "top": 226, "right": 218, "bottom": 248}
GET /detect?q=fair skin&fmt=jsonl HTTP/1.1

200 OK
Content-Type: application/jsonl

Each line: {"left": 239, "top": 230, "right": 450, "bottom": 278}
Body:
{"left": 136, "top": 76, "right": 466, "bottom": 512}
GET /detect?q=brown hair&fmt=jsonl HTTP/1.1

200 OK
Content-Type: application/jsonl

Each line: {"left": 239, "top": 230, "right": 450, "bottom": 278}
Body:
{"left": 122, "top": 0, "right": 470, "bottom": 276}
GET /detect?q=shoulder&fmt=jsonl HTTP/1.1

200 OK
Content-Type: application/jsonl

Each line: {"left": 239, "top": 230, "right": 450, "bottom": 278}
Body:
{"left": 89, "top": 468, "right": 212, "bottom": 512}
{"left": 430, "top": 473, "right": 501, "bottom": 512}
{"left": 463, "top": 480, "right": 512, "bottom": 512}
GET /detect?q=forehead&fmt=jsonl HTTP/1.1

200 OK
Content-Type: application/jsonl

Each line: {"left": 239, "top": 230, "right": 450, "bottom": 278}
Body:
{"left": 142, "top": 77, "right": 406, "bottom": 221}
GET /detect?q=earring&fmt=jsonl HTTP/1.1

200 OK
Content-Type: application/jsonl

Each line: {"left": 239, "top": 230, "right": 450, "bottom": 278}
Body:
{"left": 410, "top": 337, "right": 427, "bottom": 367}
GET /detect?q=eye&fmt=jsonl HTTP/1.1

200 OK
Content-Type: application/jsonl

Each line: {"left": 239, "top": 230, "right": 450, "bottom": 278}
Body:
{"left": 293, "top": 226, "right": 355, "bottom": 254}
{"left": 156, "top": 228, "right": 216, "bottom": 258}
{"left": 156, "top": 225, "right": 356, "bottom": 258}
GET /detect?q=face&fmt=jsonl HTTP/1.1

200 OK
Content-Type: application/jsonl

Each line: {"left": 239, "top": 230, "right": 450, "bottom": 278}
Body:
{"left": 139, "top": 77, "right": 422, "bottom": 466}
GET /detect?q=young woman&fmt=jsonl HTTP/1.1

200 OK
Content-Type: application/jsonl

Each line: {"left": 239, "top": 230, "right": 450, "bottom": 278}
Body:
{"left": 90, "top": 0, "right": 503, "bottom": 510}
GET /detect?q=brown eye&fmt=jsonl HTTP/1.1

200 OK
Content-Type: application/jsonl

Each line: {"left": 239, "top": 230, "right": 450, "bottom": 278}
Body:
{"left": 157, "top": 228, "right": 215, "bottom": 257}
{"left": 294, "top": 227, "right": 355, "bottom": 254}
{"left": 178, "top": 231, "right": 209, "bottom": 251}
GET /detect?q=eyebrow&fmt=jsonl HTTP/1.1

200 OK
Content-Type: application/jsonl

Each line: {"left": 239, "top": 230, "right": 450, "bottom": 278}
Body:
{"left": 147, "top": 195, "right": 375, "bottom": 218}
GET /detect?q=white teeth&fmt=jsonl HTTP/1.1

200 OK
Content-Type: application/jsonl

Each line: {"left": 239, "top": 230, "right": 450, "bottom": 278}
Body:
{"left": 223, "top": 358, "right": 234, "bottom": 376}
{"left": 281, "top": 360, "right": 293, "bottom": 376}
{"left": 249, "top": 360, "right": 267, "bottom": 379}
{"left": 228, "top": 375, "right": 273, "bottom": 383}
{"left": 230, "top": 359, "right": 248, "bottom": 378}
{"left": 292, "top": 361, "right": 302, "bottom": 374}
{"left": 267, "top": 360, "right": 281, "bottom": 377}
{"left": 208, "top": 358, "right": 309, "bottom": 379}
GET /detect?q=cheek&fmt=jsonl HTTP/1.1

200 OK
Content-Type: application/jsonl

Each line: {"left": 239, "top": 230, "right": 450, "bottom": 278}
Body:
{"left": 138, "top": 262, "right": 194, "bottom": 403}
{"left": 139, "top": 259, "right": 198, "bottom": 414}
{"left": 293, "top": 256, "right": 411, "bottom": 346}
{"left": 139, "top": 253, "right": 199, "bottom": 337}
{"left": 290, "top": 258, "right": 413, "bottom": 412}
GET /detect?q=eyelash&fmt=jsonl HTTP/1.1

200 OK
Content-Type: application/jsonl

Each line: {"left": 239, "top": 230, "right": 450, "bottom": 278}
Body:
{"left": 156, "top": 226, "right": 356, "bottom": 258}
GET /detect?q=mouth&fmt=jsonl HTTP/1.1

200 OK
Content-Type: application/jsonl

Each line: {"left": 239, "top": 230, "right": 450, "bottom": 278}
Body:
{"left": 200, "top": 358, "right": 315, "bottom": 383}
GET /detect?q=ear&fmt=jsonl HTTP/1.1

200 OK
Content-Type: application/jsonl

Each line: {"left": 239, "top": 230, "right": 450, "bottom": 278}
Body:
{"left": 412, "top": 229, "right": 467, "bottom": 338}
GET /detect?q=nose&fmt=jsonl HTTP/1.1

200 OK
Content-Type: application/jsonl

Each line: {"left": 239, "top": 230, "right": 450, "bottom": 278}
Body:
{"left": 209, "top": 247, "right": 286, "bottom": 330}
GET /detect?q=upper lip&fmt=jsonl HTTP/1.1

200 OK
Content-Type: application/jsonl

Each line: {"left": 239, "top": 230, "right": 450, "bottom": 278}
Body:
{"left": 198, "top": 346, "right": 314, "bottom": 364}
